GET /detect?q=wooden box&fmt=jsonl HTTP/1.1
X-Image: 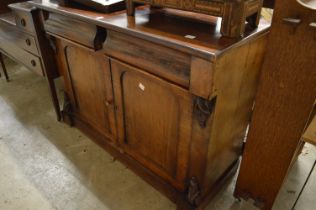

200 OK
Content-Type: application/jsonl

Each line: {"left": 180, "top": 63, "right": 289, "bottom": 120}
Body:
{"left": 126, "top": 0, "right": 264, "bottom": 37}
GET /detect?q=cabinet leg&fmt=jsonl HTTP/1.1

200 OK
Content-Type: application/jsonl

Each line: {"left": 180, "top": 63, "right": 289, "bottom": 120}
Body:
{"left": 47, "top": 78, "right": 61, "bottom": 121}
{"left": 0, "top": 53, "right": 9, "bottom": 82}
{"left": 126, "top": 0, "right": 135, "bottom": 16}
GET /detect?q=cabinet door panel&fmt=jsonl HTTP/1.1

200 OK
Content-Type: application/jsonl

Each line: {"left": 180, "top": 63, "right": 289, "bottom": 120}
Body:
{"left": 111, "top": 59, "right": 193, "bottom": 190}
{"left": 56, "top": 40, "right": 116, "bottom": 140}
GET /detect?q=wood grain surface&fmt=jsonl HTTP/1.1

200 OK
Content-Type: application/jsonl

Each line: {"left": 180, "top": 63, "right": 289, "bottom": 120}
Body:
{"left": 234, "top": 0, "right": 316, "bottom": 209}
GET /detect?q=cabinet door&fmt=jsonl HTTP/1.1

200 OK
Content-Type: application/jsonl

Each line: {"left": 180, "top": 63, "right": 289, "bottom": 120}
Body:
{"left": 111, "top": 59, "right": 193, "bottom": 190}
{"left": 56, "top": 40, "right": 116, "bottom": 140}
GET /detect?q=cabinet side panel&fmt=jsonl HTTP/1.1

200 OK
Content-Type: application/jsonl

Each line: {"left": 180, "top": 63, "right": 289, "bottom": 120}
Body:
{"left": 203, "top": 34, "right": 268, "bottom": 191}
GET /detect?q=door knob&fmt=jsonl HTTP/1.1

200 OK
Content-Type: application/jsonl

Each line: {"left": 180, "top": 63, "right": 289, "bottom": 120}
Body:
{"left": 105, "top": 100, "right": 113, "bottom": 107}
{"left": 31, "top": 60, "right": 36, "bottom": 67}
{"left": 20, "top": 18, "right": 26, "bottom": 27}
{"left": 25, "top": 38, "right": 31, "bottom": 46}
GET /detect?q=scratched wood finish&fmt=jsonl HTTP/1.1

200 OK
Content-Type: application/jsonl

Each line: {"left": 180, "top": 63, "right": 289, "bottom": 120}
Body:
{"left": 126, "top": 0, "right": 264, "bottom": 37}
{"left": 234, "top": 1, "right": 316, "bottom": 209}
{"left": 29, "top": 1, "right": 271, "bottom": 209}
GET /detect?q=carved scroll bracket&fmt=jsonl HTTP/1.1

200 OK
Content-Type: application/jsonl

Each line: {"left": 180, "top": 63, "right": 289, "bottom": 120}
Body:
{"left": 194, "top": 96, "right": 217, "bottom": 128}
{"left": 94, "top": 27, "right": 107, "bottom": 50}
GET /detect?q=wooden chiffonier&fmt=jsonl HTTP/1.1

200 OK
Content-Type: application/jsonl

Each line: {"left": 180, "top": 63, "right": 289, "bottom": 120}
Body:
{"left": 0, "top": 1, "right": 60, "bottom": 120}
{"left": 31, "top": 1, "right": 270, "bottom": 209}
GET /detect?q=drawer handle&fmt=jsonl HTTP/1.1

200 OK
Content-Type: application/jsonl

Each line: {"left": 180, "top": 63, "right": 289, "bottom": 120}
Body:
{"left": 20, "top": 18, "right": 26, "bottom": 27}
{"left": 31, "top": 60, "right": 36, "bottom": 67}
{"left": 25, "top": 38, "right": 31, "bottom": 46}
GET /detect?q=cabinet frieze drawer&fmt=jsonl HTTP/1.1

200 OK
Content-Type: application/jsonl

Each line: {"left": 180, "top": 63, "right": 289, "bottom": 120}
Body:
{"left": 103, "top": 30, "right": 191, "bottom": 88}
{"left": 44, "top": 12, "right": 106, "bottom": 50}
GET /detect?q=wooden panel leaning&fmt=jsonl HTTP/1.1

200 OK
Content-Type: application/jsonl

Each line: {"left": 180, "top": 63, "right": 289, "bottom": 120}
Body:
{"left": 126, "top": 0, "right": 264, "bottom": 37}
{"left": 234, "top": 1, "right": 316, "bottom": 209}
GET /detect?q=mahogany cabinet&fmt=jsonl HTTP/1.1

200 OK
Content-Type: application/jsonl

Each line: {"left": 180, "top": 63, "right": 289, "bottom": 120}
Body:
{"left": 30, "top": 1, "right": 271, "bottom": 209}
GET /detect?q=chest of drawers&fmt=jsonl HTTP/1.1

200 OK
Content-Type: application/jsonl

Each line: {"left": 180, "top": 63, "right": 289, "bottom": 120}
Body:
{"left": 0, "top": 3, "right": 44, "bottom": 76}
{"left": 0, "top": 2, "right": 61, "bottom": 121}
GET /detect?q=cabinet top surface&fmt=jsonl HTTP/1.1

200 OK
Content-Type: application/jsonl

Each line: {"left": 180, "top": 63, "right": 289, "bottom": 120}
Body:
{"left": 30, "top": 0, "right": 270, "bottom": 61}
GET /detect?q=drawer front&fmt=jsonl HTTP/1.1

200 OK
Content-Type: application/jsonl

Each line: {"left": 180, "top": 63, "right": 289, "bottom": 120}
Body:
{"left": 0, "top": 22, "right": 39, "bottom": 56}
{"left": 103, "top": 31, "right": 191, "bottom": 88}
{"left": 0, "top": 37, "right": 44, "bottom": 76}
{"left": 14, "top": 10, "right": 36, "bottom": 33}
{"left": 44, "top": 12, "right": 100, "bottom": 49}
{"left": 17, "top": 33, "right": 38, "bottom": 56}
